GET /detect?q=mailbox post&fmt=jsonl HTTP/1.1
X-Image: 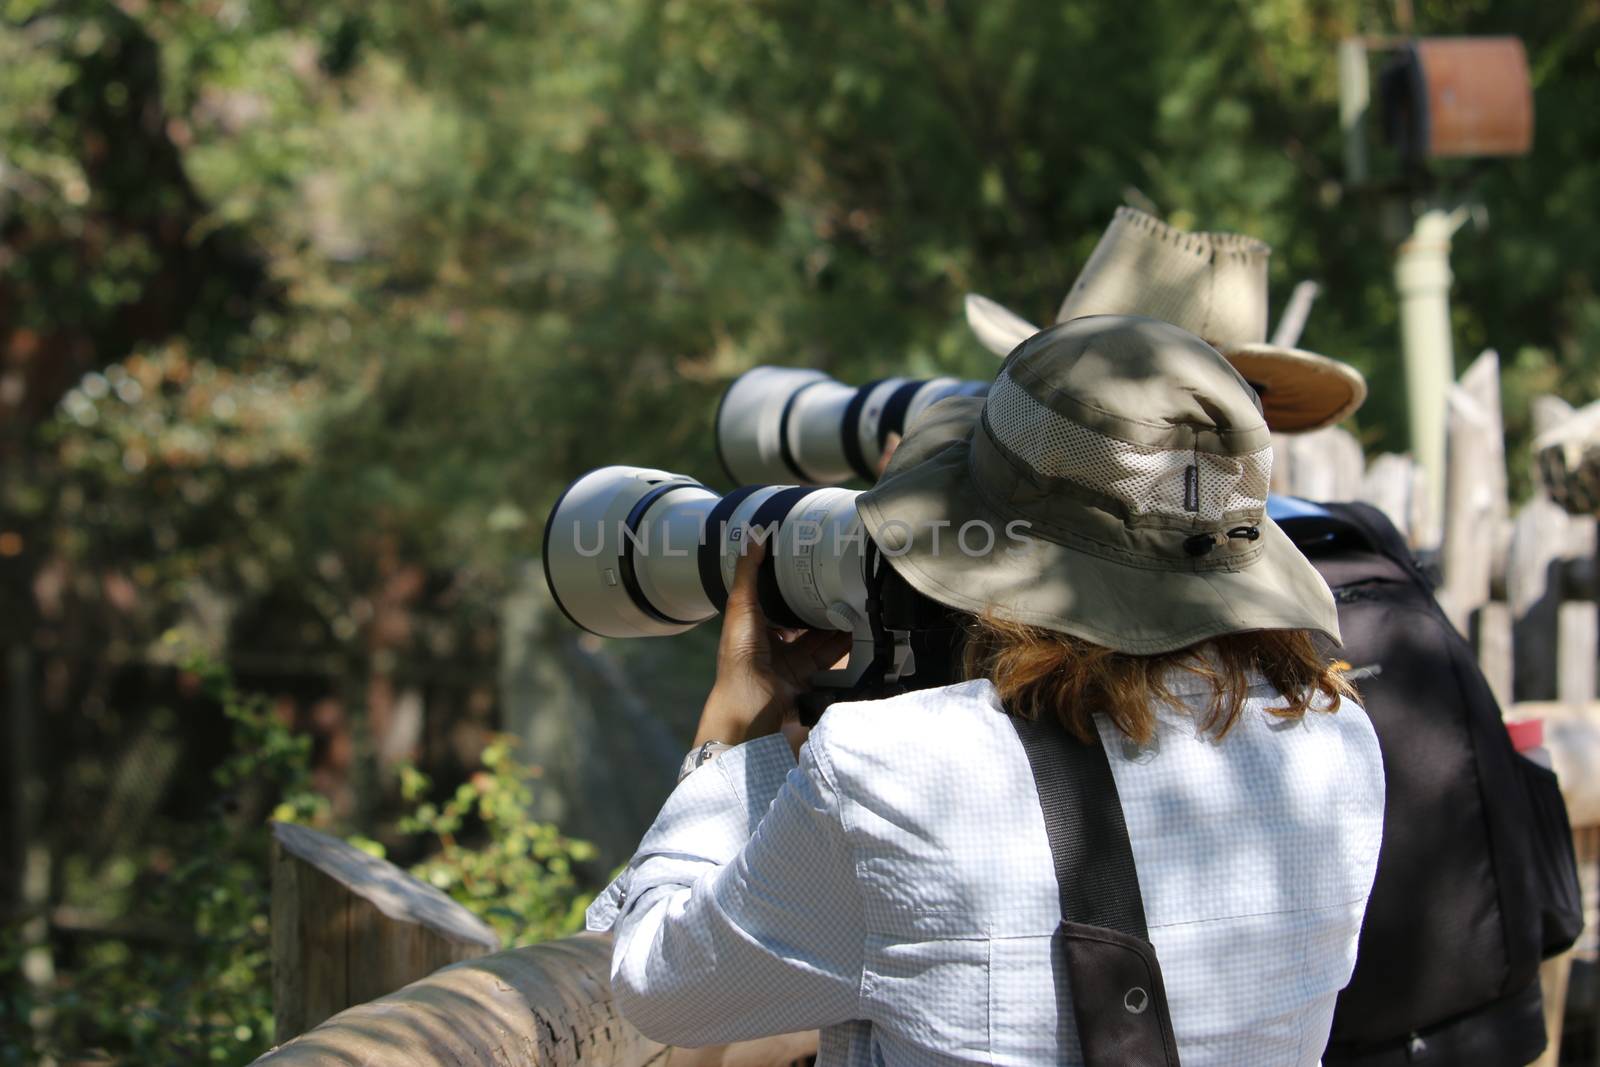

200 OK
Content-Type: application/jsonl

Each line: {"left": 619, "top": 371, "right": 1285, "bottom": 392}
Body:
{"left": 1341, "top": 35, "right": 1533, "bottom": 543}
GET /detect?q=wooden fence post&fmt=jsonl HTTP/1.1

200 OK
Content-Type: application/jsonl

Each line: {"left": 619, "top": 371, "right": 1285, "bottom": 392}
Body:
{"left": 1438, "top": 352, "right": 1506, "bottom": 638}
{"left": 1360, "top": 453, "right": 1428, "bottom": 548}
{"left": 270, "top": 821, "right": 500, "bottom": 1041}
{"left": 1275, "top": 426, "right": 1365, "bottom": 502}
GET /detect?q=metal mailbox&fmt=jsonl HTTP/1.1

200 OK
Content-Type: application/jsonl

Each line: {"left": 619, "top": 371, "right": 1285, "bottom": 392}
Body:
{"left": 1382, "top": 37, "right": 1533, "bottom": 162}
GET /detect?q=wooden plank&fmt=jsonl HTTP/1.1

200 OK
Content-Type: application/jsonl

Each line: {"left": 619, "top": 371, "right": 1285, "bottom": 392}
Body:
{"left": 271, "top": 822, "right": 500, "bottom": 1041}
{"left": 1477, "top": 602, "right": 1514, "bottom": 710}
{"left": 273, "top": 838, "right": 353, "bottom": 1040}
{"left": 1440, "top": 385, "right": 1497, "bottom": 630}
{"left": 1576, "top": 826, "right": 1600, "bottom": 961}
{"left": 1269, "top": 435, "right": 1294, "bottom": 496}
{"left": 1281, "top": 427, "right": 1365, "bottom": 502}
{"left": 251, "top": 932, "right": 818, "bottom": 1066}
{"left": 1438, "top": 355, "right": 1503, "bottom": 635}
{"left": 1360, "top": 453, "right": 1419, "bottom": 546}
{"left": 1509, "top": 499, "right": 1570, "bottom": 702}
{"left": 270, "top": 835, "right": 304, "bottom": 1040}
{"left": 1558, "top": 600, "right": 1599, "bottom": 707}
{"left": 1461, "top": 351, "right": 1509, "bottom": 526}
{"left": 1270, "top": 280, "right": 1321, "bottom": 348}
{"left": 1509, "top": 399, "right": 1580, "bottom": 702}
{"left": 1532, "top": 951, "right": 1573, "bottom": 1067}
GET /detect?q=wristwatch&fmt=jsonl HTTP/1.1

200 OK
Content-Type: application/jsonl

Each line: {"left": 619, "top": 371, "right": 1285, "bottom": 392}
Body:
{"left": 678, "top": 740, "right": 732, "bottom": 783}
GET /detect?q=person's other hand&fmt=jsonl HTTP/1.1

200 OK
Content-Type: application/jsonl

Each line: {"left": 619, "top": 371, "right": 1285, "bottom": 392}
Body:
{"left": 694, "top": 540, "right": 851, "bottom": 756}
{"left": 876, "top": 431, "right": 901, "bottom": 478}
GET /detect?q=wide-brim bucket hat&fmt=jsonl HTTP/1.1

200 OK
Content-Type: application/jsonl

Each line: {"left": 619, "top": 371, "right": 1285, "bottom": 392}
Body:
{"left": 857, "top": 314, "right": 1340, "bottom": 654}
{"left": 963, "top": 207, "right": 1367, "bottom": 434}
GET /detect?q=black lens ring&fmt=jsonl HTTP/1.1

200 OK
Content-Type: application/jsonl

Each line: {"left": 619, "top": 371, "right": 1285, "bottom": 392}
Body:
{"left": 745, "top": 486, "right": 812, "bottom": 629}
{"left": 776, "top": 380, "right": 828, "bottom": 485}
{"left": 619, "top": 480, "right": 704, "bottom": 627}
{"left": 840, "top": 379, "right": 887, "bottom": 483}
{"left": 697, "top": 484, "right": 762, "bottom": 612}
{"left": 878, "top": 380, "right": 926, "bottom": 449}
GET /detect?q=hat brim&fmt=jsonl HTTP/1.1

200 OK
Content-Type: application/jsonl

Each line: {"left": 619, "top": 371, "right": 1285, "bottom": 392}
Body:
{"left": 964, "top": 293, "right": 1366, "bottom": 435}
{"left": 1221, "top": 343, "right": 1367, "bottom": 434}
{"left": 964, "top": 293, "right": 1040, "bottom": 358}
{"left": 858, "top": 396, "right": 1341, "bottom": 654}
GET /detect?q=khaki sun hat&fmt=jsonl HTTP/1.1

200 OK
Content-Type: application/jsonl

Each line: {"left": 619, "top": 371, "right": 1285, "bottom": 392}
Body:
{"left": 857, "top": 314, "right": 1340, "bottom": 654}
{"left": 964, "top": 207, "right": 1367, "bottom": 433}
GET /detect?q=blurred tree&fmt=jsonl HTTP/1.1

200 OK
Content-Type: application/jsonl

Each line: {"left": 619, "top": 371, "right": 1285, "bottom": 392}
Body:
{"left": 2, "top": 0, "right": 1598, "bottom": 1056}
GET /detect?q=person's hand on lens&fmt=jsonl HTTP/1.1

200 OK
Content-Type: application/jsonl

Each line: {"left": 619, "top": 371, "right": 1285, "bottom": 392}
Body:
{"left": 877, "top": 431, "right": 901, "bottom": 478}
{"left": 695, "top": 540, "right": 852, "bottom": 757}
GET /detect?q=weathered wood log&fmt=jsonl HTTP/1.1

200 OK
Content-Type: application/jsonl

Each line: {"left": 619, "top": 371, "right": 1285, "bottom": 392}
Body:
{"left": 1275, "top": 426, "right": 1365, "bottom": 503}
{"left": 1476, "top": 601, "right": 1514, "bottom": 710}
{"left": 1270, "top": 280, "right": 1321, "bottom": 348}
{"left": 1438, "top": 352, "right": 1506, "bottom": 637}
{"left": 1558, "top": 602, "right": 1599, "bottom": 707}
{"left": 271, "top": 822, "right": 501, "bottom": 1041}
{"left": 1533, "top": 951, "right": 1573, "bottom": 1067}
{"left": 1360, "top": 453, "right": 1428, "bottom": 548}
{"left": 251, "top": 932, "right": 817, "bottom": 1066}
{"left": 1509, "top": 498, "right": 1572, "bottom": 703}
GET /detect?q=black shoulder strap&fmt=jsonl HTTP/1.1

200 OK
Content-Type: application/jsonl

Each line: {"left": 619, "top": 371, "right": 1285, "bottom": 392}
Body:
{"left": 1010, "top": 709, "right": 1182, "bottom": 1066}
{"left": 1009, "top": 713, "right": 1149, "bottom": 940}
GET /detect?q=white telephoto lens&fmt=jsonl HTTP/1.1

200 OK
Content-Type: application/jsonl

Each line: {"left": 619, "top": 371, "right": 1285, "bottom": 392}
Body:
{"left": 544, "top": 467, "right": 873, "bottom": 639}
{"left": 716, "top": 367, "right": 990, "bottom": 489}
{"left": 543, "top": 466, "right": 719, "bottom": 638}
{"left": 716, "top": 366, "right": 831, "bottom": 485}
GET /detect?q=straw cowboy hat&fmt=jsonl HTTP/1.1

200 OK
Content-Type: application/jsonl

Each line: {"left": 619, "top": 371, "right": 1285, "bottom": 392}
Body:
{"left": 964, "top": 207, "right": 1367, "bottom": 433}
{"left": 857, "top": 314, "right": 1339, "bottom": 653}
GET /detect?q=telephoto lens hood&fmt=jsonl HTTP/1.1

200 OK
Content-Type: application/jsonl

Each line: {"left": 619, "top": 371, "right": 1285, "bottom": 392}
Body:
{"left": 715, "top": 367, "right": 987, "bottom": 486}
{"left": 542, "top": 465, "right": 870, "bottom": 640}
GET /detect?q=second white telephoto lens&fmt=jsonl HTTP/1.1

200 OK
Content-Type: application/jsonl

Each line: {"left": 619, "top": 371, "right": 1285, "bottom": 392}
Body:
{"left": 715, "top": 366, "right": 987, "bottom": 486}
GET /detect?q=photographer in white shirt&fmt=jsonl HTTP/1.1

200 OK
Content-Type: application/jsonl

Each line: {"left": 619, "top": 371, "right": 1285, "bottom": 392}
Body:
{"left": 588, "top": 316, "right": 1385, "bottom": 1066}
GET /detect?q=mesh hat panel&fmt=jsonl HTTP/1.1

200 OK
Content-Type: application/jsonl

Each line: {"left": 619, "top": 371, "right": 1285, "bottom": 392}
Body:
{"left": 984, "top": 371, "right": 1272, "bottom": 526}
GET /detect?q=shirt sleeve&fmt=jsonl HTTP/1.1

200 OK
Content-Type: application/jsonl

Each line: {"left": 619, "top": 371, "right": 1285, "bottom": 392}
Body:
{"left": 589, "top": 731, "right": 865, "bottom": 1048}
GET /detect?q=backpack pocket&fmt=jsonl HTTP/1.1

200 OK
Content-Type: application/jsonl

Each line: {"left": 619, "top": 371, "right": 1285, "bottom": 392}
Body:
{"left": 1514, "top": 754, "right": 1584, "bottom": 958}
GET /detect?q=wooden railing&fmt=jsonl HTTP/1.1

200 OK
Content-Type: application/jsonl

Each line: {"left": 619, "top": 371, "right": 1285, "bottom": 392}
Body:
{"left": 253, "top": 822, "right": 816, "bottom": 1066}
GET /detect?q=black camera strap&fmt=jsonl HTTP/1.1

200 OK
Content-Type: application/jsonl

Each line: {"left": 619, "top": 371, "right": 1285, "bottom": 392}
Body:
{"left": 1009, "top": 710, "right": 1181, "bottom": 1066}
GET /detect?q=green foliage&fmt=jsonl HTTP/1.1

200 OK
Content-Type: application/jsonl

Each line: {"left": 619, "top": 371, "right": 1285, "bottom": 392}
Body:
{"left": 395, "top": 739, "right": 597, "bottom": 947}
{"left": 0, "top": 653, "right": 593, "bottom": 1064}
{"left": 0, "top": 654, "right": 322, "bottom": 1065}
{"left": 10, "top": 1, "right": 1600, "bottom": 638}
{"left": 5, "top": 1, "right": 1600, "bottom": 1061}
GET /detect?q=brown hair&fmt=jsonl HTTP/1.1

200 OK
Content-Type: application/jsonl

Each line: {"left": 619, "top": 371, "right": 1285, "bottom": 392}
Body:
{"left": 962, "top": 613, "right": 1355, "bottom": 745}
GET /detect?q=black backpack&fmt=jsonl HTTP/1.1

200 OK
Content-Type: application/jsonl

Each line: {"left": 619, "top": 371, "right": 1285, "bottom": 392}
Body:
{"left": 1277, "top": 500, "right": 1584, "bottom": 1066}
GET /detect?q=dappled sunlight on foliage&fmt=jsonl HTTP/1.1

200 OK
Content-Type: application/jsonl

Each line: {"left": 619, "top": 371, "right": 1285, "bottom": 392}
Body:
{"left": 0, "top": 653, "right": 591, "bottom": 1062}
{"left": 395, "top": 738, "right": 598, "bottom": 947}
{"left": 3, "top": 0, "right": 1598, "bottom": 1061}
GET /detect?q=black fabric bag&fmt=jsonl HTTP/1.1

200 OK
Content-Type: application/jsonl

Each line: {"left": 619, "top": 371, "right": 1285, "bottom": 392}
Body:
{"left": 1010, "top": 711, "right": 1182, "bottom": 1066}
{"left": 1276, "top": 500, "right": 1584, "bottom": 1066}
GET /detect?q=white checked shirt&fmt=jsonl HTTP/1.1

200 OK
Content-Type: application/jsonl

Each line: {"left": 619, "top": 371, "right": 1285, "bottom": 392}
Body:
{"left": 588, "top": 675, "right": 1385, "bottom": 1065}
